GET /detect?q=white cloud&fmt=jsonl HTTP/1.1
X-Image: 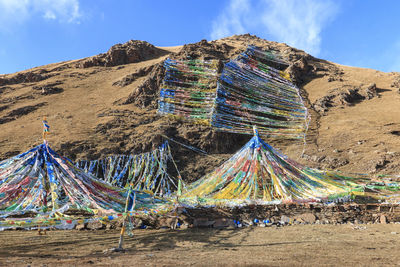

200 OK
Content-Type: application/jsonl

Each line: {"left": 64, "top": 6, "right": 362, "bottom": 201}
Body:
{"left": 43, "top": 10, "right": 56, "bottom": 20}
{"left": 0, "top": 0, "right": 82, "bottom": 31}
{"left": 210, "top": 0, "right": 251, "bottom": 40}
{"left": 210, "top": 0, "right": 339, "bottom": 56}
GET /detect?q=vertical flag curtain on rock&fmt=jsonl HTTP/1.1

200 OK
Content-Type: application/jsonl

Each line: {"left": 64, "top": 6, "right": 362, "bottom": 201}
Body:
{"left": 158, "top": 58, "right": 219, "bottom": 125}
{"left": 158, "top": 46, "right": 308, "bottom": 140}
{"left": 212, "top": 46, "right": 308, "bottom": 139}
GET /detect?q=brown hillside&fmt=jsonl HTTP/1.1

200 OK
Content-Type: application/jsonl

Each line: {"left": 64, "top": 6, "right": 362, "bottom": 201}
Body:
{"left": 1, "top": 34, "right": 400, "bottom": 181}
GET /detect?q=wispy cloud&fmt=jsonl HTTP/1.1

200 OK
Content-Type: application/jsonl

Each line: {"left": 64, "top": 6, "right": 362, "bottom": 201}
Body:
{"left": 210, "top": 0, "right": 339, "bottom": 56}
{"left": 0, "top": 0, "right": 82, "bottom": 31}
{"left": 210, "top": 0, "right": 251, "bottom": 40}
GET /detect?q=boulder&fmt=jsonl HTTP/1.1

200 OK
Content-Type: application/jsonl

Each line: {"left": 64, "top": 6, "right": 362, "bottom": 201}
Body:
{"left": 75, "top": 223, "right": 87, "bottom": 230}
{"left": 213, "top": 218, "right": 235, "bottom": 229}
{"left": 78, "top": 40, "right": 163, "bottom": 68}
{"left": 87, "top": 221, "right": 105, "bottom": 230}
{"left": 193, "top": 218, "right": 215, "bottom": 228}
{"left": 380, "top": 215, "right": 387, "bottom": 224}
{"left": 280, "top": 215, "right": 291, "bottom": 224}
{"left": 295, "top": 213, "right": 316, "bottom": 224}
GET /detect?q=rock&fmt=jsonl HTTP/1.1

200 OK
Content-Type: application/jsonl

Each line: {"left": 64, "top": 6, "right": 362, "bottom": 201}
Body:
{"left": 213, "top": 218, "right": 235, "bottom": 229}
{"left": 78, "top": 40, "right": 163, "bottom": 68}
{"left": 157, "top": 217, "right": 178, "bottom": 229}
{"left": 193, "top": 218, "right": 214, "bottom": 228}
{"left": 362, "top": 83, "right": 377, "bottom": 99}
{"left": 280, "top": 215, "right": 291, "bottom": 225}
{"left": 295, "top": 213, "right": 316, "bottom": 224}
{"left": 75, "top": 223, "right": 87, "bottom": 230}
{"left": 176, "top": 39, "right": 234, "bottom": 61}
{"left": 120, "top": 63, "right": 165, "bottom": 107}
{"left": 87, "top": 221, "right": 105, "bottom": 230}
{"left": 242, "top": 219, "right": 254, "bottom": 226}
{"left": 380, "top": 215, "right": 387, "bottom": 224}
{"left": 286, "top": 57, "right": 311, "bottom": 84}
{"left": 369, "top": 157, "right": 389, "bottom": 173}
{"left": 106, "top": 223, "right": 117, "bottom": 230}
{"left": 179, "top": 223, "right": 189, "bottom": 230}
{"left": 112, "top": 66, "right": 154, "bottom": 87}
{"left": 313, "top": 83, "right": 379, "bottom": 114}
{"left": 0, "top": 71, "right": 52, "bottom": 86}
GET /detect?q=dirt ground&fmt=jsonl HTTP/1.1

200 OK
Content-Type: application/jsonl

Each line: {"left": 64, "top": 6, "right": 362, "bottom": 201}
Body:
{"left": 1, "top": 224, "right": 400, "bottom": 266}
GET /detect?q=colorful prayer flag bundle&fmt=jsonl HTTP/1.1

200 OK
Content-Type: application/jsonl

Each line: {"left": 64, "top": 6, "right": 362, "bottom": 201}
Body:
{"left": 179, "top": 129, "right": 400, "bottom": 206}
{"left": 0, "top": 122, "right": 173, "bottom": 229}
{"left": 158, "top": 58, "right": 219, "bottom": 125}
{"left": 76, "top": 142, "right": 183, "bottom": 197}
{"left": 211, "top": 46, "right": 308, "bottom": 139}
{"left": 158, "top": 46, "right": 308, "bottom": 140}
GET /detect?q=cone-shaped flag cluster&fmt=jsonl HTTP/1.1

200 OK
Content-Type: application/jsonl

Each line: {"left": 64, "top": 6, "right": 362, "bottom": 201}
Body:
{"left": 181, "top": 130, "right": 400, "bottom": 206}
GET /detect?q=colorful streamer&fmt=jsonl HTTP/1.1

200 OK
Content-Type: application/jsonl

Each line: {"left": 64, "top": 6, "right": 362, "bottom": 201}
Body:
{"left": 0, "top": 123, "right": 173, "bottom": 229}
{"left": 212, "top": 46, "right": 308, "bottom": 139}
{"left": 158, "top": 46, "right": 308, "bottom": 140}
{"left": 179, "top": 129, "right": 400, "bottom": 206}
{"left": 158, "top": 58, "right": 219, "bottom": 125}
{"left": 76, "top": 142, "right": 183, "bottom": 197}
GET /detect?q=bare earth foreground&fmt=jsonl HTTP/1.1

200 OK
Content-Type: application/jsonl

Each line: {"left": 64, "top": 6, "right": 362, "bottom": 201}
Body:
{"left": 1, "top": 225, "right": 400, "bottom": 266}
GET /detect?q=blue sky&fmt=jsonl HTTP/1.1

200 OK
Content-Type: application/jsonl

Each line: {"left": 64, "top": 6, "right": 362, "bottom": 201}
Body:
{"left": 0, "top": 0, "right": 400, "bottom": 74}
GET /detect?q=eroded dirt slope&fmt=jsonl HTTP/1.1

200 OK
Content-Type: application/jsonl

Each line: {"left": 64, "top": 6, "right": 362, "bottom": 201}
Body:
{"left": 0, "top": 34, "right": 399, "bottom": 181}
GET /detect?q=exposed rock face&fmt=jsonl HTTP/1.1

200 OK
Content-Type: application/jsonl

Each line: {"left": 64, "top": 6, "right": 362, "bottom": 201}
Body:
{"left": 86, "top": 221, "right": 105, "bottom": 230}
{"left": 390, "top": 73, "right": 400, "bottom": 89}
{"left": 175, "top": 39, "right": 235, "bottom": 61}
{"left": 286, "top": 57, "right": 313, "bottom": 84}
{"left": 77, "top": 40, "right": 164, "bottom": 68}
{"left": 313, "top": 83, "right": 379, "bottom": 114}
{"left": 121, "top": 63, "right": 165, "bottom": 107}
{"left": 112, "top": 65, "right": 154, "bottom": 87}
{"left": 32, "top": 81, "right": 64, "bottom": 95}
{"left": 295, "top": 213, "right": 316, "bottom": 224}
{"left": 0, "top": 71, "right": 53, "bottom": 86}
{"left": 0, "top": 103, "right": 46, "bottom": 125}
{"left": 185, "top": 203, "right": 400, "bottom": 226}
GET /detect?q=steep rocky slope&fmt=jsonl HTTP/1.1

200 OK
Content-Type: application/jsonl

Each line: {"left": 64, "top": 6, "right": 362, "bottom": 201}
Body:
{"left": 1, "top": 34, "right": 399, "bottom": 181}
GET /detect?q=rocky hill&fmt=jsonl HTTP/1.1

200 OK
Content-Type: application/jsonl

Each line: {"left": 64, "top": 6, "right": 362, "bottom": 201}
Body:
{"left": 1, "top": 34, "right": 400, "bottom": 181}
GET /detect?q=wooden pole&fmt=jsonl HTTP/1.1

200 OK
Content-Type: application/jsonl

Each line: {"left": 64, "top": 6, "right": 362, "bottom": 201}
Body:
{"left": 117, "top": 185, "right": 135, "bottom": 251}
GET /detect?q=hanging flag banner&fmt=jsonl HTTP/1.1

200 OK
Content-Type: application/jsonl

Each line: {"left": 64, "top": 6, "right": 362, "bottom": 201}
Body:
{"left": 158, "top": 46, "right": 308, "bottom": 140}
{"left": 0, "top": 121, "right": 173, "bottom": 230}
{"left": 76, "top": 141, "right": 183, "bottom": 197}
{"left": 158, "top": 58, "right": 219, "bottom": 125}
{"left": 211, "top": 46, "right": 308, "bottom": 139}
